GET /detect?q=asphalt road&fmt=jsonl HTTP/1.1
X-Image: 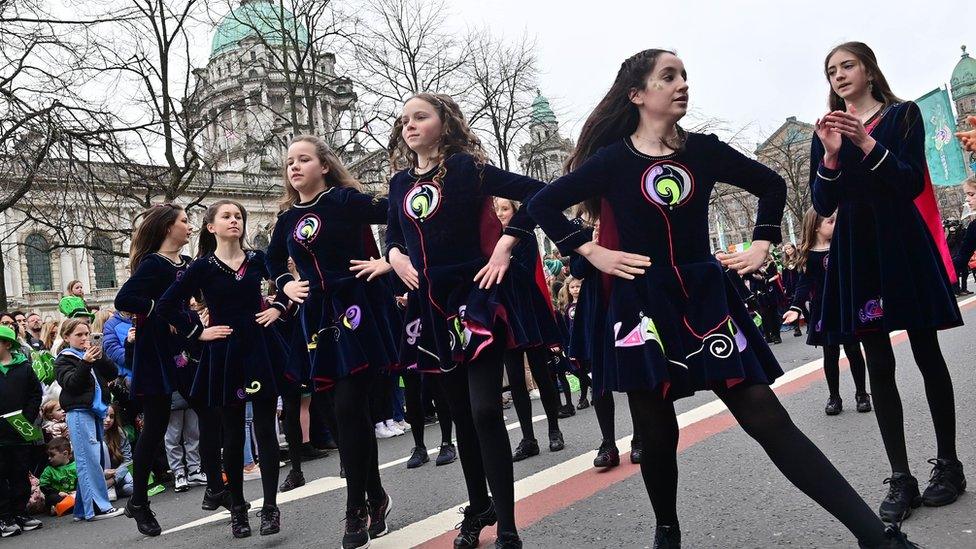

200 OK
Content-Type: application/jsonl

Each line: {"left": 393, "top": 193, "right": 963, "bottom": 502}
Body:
{"left": 10, "top": 297, "right": 976, "bottom": 548}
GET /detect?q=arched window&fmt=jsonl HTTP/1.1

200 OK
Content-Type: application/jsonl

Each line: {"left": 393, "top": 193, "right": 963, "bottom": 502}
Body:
{"left": 23, "top": 233, "right": 53, "bottom": 292}
{"left": 251, "top": 233, "right": 269, "bottom": 252}
{"left": 92, "top": 235, "right": 117, "bottom": 289}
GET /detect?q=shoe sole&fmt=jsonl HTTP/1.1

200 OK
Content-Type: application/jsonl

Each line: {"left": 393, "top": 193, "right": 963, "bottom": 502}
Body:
{"left": 0, "top": 530, "right": 21, "bottom": 538}
{"left": 370, "top": 494, "right": 392, "bottom": 538}
{"left": 19, "top": 524, "right": 42, "bottom": 531}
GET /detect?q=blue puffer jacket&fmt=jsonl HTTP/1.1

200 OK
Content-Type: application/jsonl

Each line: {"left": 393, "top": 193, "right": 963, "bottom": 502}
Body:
{"left": 103, "top": 313, "right": 133, "bottom": 381}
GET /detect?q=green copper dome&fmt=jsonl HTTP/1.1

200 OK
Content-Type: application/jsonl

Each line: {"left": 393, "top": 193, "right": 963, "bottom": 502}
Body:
{"left": 531, "top": 91, "right": 557, "bottom": 125}
{"left": 210, "top": 0, "right": 309, "bottom": 57}
{"left": 950, "top": 45, "right": 976, "bottom": 100}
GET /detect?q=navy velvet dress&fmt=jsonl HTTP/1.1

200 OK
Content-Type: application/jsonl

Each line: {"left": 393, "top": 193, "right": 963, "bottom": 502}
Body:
{"left": 385, "top": 153, "right": 545, "bottom": 373}
{"left": 266, "top": 186, "right": 400, "bottom": 391}
{"left": 565, "top": 225, "right": 601, "bottom": 366}
{"left": 506, "top": 234, "right": 562, "bottom": 349}
{"left": 157, "top": 250, "right": 288, "bottom": 406}
{"left": 786, "top": 249, "right": 853, "bottom": 347}
{"left": 114, "top": 253, "right": 194, "bottom": 398}
{"left": 810, "top": 102, "right": 962, "bottom": 338}
{"left": 528, "top": 134, "right": 786, "bottom": 399}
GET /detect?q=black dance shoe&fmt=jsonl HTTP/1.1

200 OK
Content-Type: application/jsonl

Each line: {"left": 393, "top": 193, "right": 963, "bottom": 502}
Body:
{"left": 630, "top": 438, "right": 643, "bottom": 464}
{"left": 593, "top": 441, "right": 620, "bottom": 468}
{"left": 202, "top": 487, "right": 231, "bottom": 511}
{"left": 259, "top": 504, "right": 280, "bottom": 536}
{"left": 879, "top": 473, "right": 921, "bottom": 523}
{"left": 576, "top": 396, "right": 590, "bottom": 410}
{"left": 407, "top": 446, "right": 430, "bottom": 469}
{"left": 124, "top": 500, "right": 161, "bottom": 537}
{"left": 855, "top": 392, "right": 873, "bottom": 413}
{"left": 549, "top": 429, "right": 565, "bottom": 452}
{"left": 300, "top": 442, "right": 330, "bottom": 461}
{"left": 557, "top": 404, "right": 576, "bottom": 418}
{"left": 342, "top": 506, "right": 369, "bottom": 549}
{"left": 437, "top": 443, "right": 458, "bottom": 466}
{"left": 279, "top": 470, "right": 306, "bottom": 492}
{"left": 512, "top": 438, "right": 540, "bottom": 462}
{"left": 825, "top": 396, "right": 843, "bottom": 416}
{"left": 653, "top": 525, "right": 681, "bottom": 548}
{"left": 368, "top": 492, "right": 392, "bottom": 538}
{"left": 453, "top": 499, "right": 497, "bottom": 549}
{"left": 231, "top": 505, "right": 251, "bottom": 538}
{"left": 495, "top": 532, "right": 523, "bottom": 548}
{"left": 858, "top": 524, "right": 920, "bottom": 548}
{"left": 921, "top": 458, "right": 966, "bottom": 507}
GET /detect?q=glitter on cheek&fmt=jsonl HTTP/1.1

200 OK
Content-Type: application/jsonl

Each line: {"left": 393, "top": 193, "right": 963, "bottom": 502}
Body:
{"left": 651, "top": 81, "right": 665, "bottom": 90}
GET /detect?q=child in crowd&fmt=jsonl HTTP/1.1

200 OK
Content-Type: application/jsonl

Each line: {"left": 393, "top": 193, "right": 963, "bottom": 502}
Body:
{"left": 102, "top": 404, "right": 134, "bottom": 499}
{"left": 39, "top": 437, "right": 77, "bottom": 517}
{"left": 54, "top": 319, "right": 124, "bottom": 521}
{"left": 40, "top": 401, "right": 69, "bottom": 440}
{"left": 0, "top": 324, "right": 44, "bottom": 536}
{"left": 58, "top": 281, "right": 94, "bottom": 321}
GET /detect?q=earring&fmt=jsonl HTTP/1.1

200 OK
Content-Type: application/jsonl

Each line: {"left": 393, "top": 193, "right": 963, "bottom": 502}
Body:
{"left": 868, "top": 80, "right": 874, "bottom": 92}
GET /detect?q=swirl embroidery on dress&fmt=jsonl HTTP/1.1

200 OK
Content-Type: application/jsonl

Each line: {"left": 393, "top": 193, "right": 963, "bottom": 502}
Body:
{"left": 405, "top": 319, "right": 422, "bottom": 345}
{"left": 858, "top": 298, "right": 884, "bottom": 324}
{"left": 342, "top": 305, "right": 362, "bottom": 331}
{"left": 640, "top": 161, "right": 695, "bottom": 208}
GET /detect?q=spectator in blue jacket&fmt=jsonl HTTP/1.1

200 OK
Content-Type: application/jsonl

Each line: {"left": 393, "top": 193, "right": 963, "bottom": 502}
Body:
{"left": 101, "top": 312, "right": 133, "bottom": 383}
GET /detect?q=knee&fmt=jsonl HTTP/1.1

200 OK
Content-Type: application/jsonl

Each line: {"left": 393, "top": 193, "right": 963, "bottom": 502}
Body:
{"left": 469, "top": 397, "right": 502, "bottom": 429}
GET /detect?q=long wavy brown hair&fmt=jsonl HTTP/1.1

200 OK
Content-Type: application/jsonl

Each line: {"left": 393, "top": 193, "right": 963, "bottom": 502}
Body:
{"left": 103, "top": 403, "right": 126, "bottom": 467}
{"left": 128, "top": 204, "right": 185, "bottom": 272}
{"left": 795, "top": 207, "right": 833, "bottom": 273}
{"left": 197, "top": 199, "right": 248, "bottom": 258}
{"left": 566, "top": 49, "right": 687, "bottom": 221}
{"left": 279, "top": 135, "right": 362, "bottom": 211}
{"left": 387, "top": 93, "right": 488, "bottom": 174}
{"left": 824, "top": 42, "right": 902, "bottom": 112}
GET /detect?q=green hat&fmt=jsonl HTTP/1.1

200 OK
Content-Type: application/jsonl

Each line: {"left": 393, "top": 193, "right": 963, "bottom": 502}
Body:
{"left": 0, "top": 326, "right": 20, "bottom": 351}
{"left": 59, "top": 295, "right": 94, "bottom": 319}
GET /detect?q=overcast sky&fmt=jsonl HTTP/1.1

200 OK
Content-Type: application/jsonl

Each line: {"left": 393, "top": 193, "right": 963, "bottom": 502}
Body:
{"left": 448, "top": 0, "right": 974, "bottom": 148}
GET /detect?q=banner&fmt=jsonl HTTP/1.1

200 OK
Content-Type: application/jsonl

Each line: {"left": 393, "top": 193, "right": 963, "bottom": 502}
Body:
{"left": 916, "top": 88, "right": 969, "bottom": 186}
{"left": 2, "top": 411, "right": 43, "bottom": 442}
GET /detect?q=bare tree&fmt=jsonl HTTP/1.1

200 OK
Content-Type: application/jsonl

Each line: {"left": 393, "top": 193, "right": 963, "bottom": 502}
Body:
{"left": 350, "top": 0, "right": 468, "bottom": 149}
{"left": 464, "top": 30, "right": 538, "bottom": 170}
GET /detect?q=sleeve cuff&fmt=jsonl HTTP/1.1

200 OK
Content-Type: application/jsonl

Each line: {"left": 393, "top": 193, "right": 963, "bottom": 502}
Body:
{"left": 502, "top": 225, "right": 534, "bottom": 239}
{"left": 384, "top": 243, "right": 407, "bottom": 262}
{"left": 816, "top": 163, "right": 842, "bottom": 181}
{"left": 269, "top": 301, "right": 287, "bottom": 313}
{"left": 752, "top": 224, "right": 783, "bottom": 244}
{"left": 186, "top": 323, "right": 201, "bottom": 340}
{"left": 861, "top": 143, "right": 889, "bottom": 172}
{"left": 146, "top": 299, "right": 155, "bottom": 317}
{"left": 788, "top": 305, "right": 804, "bottom": 314}
{"left": 553, "top": 229, "right": 591, "bottom": 256}
{"left": 274, "top": 273, "right": 295, "bottom": 294}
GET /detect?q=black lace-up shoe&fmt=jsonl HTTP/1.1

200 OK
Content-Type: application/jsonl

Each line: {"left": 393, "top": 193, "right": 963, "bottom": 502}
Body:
{"left": 653, "top": 525, "right": 681, "bottom": 548}
{"left": 342, "top": 506, "right": 369, "bottom": 549}
{"left": 921, "top": 458, "right": 966, "bottom": 507}
{"left": 857, "top": 524, "right": 921, "bottom": 548}
{"left": 512, "top": 438, "right": 539, "bottom": 462}
{"left": 231, "top": 505, "right": 251, "bottom": 538}
{"left": 259, "top": 504, "right": 280, "bottom": 536}
{"left": 879, "top": 473, "right": 921, "bottom": 523}
{"left": 453, "top": 499, "right": 497, "bottom": 549}
{"left": 124, "top": 500, "right": 161, "bottom": 536}
{"left": 436, "top": 443, "right": 458, "bottom": 466}
{"left": 593, "top": 441, "right": 620, "bottom": 468}
{"left": 368, "top": 492, "right": 392, "bottom": 538}
{"left": 407, "top": 446, "right": 429, "bottom": 468}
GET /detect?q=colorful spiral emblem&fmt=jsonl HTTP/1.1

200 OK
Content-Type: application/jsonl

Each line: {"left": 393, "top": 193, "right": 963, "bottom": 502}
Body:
{"left": 342, "top": 305, "right": 362, "bottom": 330}
{"left": 293, "top": 214, "right": 322, "bottom": 244}
{"left": 641, "top": 162, "right": 694, "bottom": 208}
{"left": 405, "top": 183, "right": 441, "bottom": 221}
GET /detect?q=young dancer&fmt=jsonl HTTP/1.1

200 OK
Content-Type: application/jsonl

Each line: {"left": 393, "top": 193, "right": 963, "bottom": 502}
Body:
{"left": 782, "top": 208, "right": 871, "bottom": 415}
{"left": 528, "top": 48, "right": 917, "bottom": 548}
{"left": 157, "top": 199, "right": 285, "bottom": 538}
{"left": 813, "top": 42, "right": 965, "bottom": 522}
{"left": 780, "top": 243, "right": 804, "bottom": 337}
{"left": 383, "top": 93, "right": 544, "bottom": 549}
{"left": 493, "top": 197, "right": 565, "bottom": 461}
{"left": 267, "top": 135, "right": 397, "bottom": 549}
{"left": 115, "top": 205, "right": 225, "bottom": 536}
{"left": 560, "top": 224, "right": 642, "bottom": 467}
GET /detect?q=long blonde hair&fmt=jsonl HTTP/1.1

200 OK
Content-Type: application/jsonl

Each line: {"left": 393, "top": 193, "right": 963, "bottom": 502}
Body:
{"left": 280, "top": 135, "right": 362, "bottom": 211}
{"left": 387, "top": 93, "right": 488, "bottom": 174}
{"left": 557, "top": 275, "right": 580, "bottom": 311}
{"left": 91, "top": 309, "right": 112, "bottom": 333}
{"left": 40, "top": 319, "right": 59, "bottom": 350}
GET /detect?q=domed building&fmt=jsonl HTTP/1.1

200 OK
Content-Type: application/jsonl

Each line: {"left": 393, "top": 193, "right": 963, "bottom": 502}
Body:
{"left": 191, "top": 0, "right": 360, "bottom": 173}
{"left": 518, "top": 91, "right": 573, "bottom": 183}
{"left": 951, "top": 45, "right": 976, "bottom": 176}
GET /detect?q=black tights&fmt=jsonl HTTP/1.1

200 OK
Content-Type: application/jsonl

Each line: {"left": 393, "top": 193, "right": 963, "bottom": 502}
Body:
{"left": 404, "top": 372, "right": 453, "bottom": 448}
{"left": 823, "top": 343, "right": 867, "bottom": 399}
{"left": 438, "top": 342, "right": 516, "bottom": 537}
{"left": 504, "top": 348, "right": 561, "bottom": 441}
{"left": 281, "top": 391, "right": 305, "bottom": 474}
{"left": 627, "top": 383, "right": 887, "bottom": 545}
{"left": 332, "top": 372, "right": 385, "bottom": 510}
{"left": 131, "top": 394, "right": 222, "bottom": 506}
{"left": 860, "top": 330, "right": 957, "bottom": 474}
{"left": 221, "top": 398, "right": 279, "bottom": 508}
{"left": 575, "top": 361, "right": 592, "bottom": 402}
{"left": 592, "top": 390, "right": 640, "bottom": 446}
